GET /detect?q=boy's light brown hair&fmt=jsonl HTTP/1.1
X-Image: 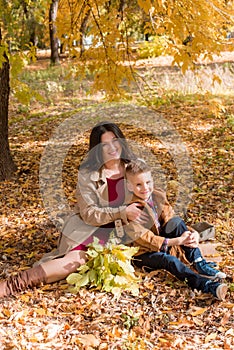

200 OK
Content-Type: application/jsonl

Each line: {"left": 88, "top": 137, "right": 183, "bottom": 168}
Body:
{"left": 125, "top": 159, "right": 151, "bottom": 177}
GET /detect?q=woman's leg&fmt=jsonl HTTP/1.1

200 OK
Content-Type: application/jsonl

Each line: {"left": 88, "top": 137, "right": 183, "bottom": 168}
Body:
{"left": 133, "top": 252, "right": 227, "bottom": 299}
{"left": 0, "top": 250, "right": 86, "bottom": 297}
{"left": 42, "top": 250, "right": 87, "bottom": 283}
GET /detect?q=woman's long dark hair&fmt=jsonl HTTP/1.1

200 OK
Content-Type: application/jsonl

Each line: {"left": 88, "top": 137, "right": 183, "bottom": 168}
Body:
{"left": 80, "top": 121, "right": 136, "bottom": 171}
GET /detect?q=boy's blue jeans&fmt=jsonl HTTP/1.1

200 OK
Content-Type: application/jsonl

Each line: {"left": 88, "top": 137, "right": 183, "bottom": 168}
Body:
{"left": 133, "top": 217, "right": 208, "bottom": 292}
{"left": 133, "top": 251, "right": 209, "bottom": 291}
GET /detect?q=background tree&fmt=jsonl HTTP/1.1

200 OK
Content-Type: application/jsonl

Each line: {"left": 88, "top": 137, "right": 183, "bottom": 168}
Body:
{"left": 0, "top": 0, "right": 47, "bottom": 180}
{"left": 0, "top": 28, "right": 17, "bottom": 179}
{"left": 49, "top": 0, "right": 60, "bottom": 64}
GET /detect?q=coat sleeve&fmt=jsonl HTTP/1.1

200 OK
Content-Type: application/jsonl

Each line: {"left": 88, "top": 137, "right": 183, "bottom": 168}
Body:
{"left": 76, "top": 170, "right": 128, "bottom": 226}
{"left": 125, "top": 221, "right": 165, "bottom": 253}
{"left": 153, "top": 188, "right": 174, "bottom": 226}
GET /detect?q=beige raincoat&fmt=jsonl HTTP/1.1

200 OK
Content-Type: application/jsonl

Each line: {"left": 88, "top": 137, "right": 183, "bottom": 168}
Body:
{"left": 36, "top": 167, "right": 129, "bottom": 264}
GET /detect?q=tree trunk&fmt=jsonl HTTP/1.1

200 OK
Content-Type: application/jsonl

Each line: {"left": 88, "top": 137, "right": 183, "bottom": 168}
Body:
{"left": 49, "top": 0, "right": 60, "bottom": 65}
{"left": 79, "top": 8, "right": 91, "bottom": 57}
{"left": 0, "top": 30, "right": 17, "bottom": 180}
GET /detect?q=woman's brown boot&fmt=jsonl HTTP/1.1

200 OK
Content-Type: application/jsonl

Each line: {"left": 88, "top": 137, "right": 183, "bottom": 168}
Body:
{"left": 0, "top": 265, "right": 47, "bottom": 298}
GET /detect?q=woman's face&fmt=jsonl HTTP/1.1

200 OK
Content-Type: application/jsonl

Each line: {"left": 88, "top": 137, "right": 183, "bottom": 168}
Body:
{"left": 101, "top": 131, "right": 122, "bottom": 164}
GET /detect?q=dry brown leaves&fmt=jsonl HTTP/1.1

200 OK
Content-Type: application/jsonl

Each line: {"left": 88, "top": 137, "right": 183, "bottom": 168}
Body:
{"left": 0, "top": 60, "right": 234, "bottom": 349}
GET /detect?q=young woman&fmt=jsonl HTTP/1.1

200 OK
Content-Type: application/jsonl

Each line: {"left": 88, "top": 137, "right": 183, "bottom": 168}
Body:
{"left": 0, "top": 121, "right": 144, "bottom": 297}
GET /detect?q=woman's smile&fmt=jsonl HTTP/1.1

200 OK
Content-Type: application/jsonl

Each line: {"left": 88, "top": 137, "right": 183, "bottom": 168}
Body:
{"left": 101, "top": 131, "right": 122, "bottom": 163}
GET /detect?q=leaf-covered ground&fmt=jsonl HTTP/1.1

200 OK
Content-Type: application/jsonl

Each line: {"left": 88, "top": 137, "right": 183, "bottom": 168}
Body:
{"left": 0, "top": 54, "right": 234, "bottom": 349}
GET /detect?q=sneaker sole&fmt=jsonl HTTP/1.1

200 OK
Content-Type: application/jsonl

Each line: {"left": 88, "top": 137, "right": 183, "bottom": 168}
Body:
{"left": 199, "top": 272, "right": 226, "bottom": 280}
{"left": 216, "top": 284, "right": 228, "bottom": 300}
{"left": 216, "top": 272, "right": 226, "bottom": 279}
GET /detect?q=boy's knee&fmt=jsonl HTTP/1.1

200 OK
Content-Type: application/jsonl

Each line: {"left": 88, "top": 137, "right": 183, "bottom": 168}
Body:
{"left": 160, "top": 253, "right": 176, "bottom": 268}
{"left": 164, "top": 216, "right": 187, "bottom": 235}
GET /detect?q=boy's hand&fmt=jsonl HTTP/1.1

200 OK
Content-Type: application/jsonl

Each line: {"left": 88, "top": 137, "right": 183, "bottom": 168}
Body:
{"left": 180, "top": 231, "right": 199, "bottom": 248}
{"left": 189, "top": 230, "right": 200, "bottom": 245}
{"left": 126, "top": 203, "right": 149, "bottom": 224}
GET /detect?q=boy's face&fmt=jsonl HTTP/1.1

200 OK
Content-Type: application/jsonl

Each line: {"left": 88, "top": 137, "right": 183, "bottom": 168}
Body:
{"left": 127, "top": 171, "right": 154, "bottom": 201}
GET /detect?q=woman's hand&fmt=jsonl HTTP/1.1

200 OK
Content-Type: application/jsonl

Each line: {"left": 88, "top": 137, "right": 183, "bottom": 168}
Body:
{"left": 126, "top": 203, "right": 149, "bottom": 224}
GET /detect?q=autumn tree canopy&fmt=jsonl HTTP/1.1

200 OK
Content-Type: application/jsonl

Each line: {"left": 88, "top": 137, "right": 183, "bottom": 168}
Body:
{"left": 1, "top": 0, "right": 234, "bottom": 95}
{"left": 53, "top": 0, "right": 234, "bottom": 96}
{"left": 0, "top": 0, "right": 234, "bottom": 179}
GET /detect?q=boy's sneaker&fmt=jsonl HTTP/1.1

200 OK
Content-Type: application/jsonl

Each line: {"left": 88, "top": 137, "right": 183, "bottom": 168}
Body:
{"left": 195, "top": 259, "right": 226, "bottom": 279}
{"left": 207, "top": 261, "right": 217, "bottom": 268}
{"left": 204, "top": 281, "right": 228, "bottom": 300}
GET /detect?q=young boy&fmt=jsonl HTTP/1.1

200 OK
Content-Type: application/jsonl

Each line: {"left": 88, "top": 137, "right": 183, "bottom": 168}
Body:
{"left": 124, "top": 159, "right": 228, "bottom": 300}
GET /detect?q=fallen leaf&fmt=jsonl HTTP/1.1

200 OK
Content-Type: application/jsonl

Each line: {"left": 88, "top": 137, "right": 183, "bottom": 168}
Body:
{"left": 190, "top": 307, "right": 208, "bottom": 316}
{"left": 205, "top": 332, "right": 217, "bottom": 343}
{"left": 225, "top": 328, "right": 234, "bottom": 336}
{"left": 221, "top": 311, "right": 231, "bottom": 326}
{"left": 78, "top": 334, "right": 100, "bottom": 348}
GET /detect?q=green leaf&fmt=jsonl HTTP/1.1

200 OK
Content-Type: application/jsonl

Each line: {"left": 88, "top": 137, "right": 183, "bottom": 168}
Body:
{"left": 77, "top": 264, "right": 90, "bottom": 273}
{"left": 78, "top": 273, "right": 90, "bottom": 287}
{"left": 86, "top": 249, "right": 99, "bottom": 258}
{"left": 89, "top": 269, "right": 98, "bottom": 283}
{"left": 66, "top": 273, "right": 81, "bottom": 285}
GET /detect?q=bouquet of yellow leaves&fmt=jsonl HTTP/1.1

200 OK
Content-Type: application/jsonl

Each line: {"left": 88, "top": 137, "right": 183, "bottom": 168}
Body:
{"left": 66, "top": 237, "right": 140, "bottom": 298}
